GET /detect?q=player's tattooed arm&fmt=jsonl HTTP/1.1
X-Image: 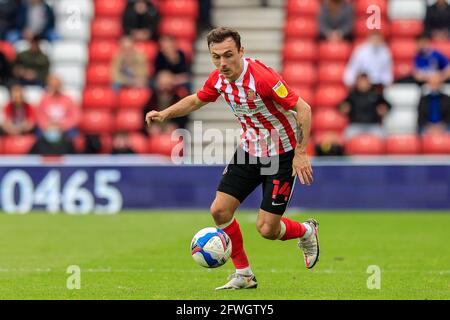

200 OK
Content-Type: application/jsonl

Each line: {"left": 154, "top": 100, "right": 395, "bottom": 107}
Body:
{"left": 297, "top": 123, "right": 304, "bottom": 145}
{"left": 292, "top": 97, "right": 313, "bottom": 185}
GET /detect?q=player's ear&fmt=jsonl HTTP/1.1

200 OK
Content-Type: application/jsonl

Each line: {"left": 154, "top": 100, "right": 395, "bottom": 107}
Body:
{"left": 239, "top": 46, "right": 244, "bottom": 58}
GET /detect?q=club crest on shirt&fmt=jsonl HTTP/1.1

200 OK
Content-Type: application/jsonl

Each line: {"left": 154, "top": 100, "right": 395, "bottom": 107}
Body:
{"left": 245, "top": 89, "right": 257, "bottom": 100}
{"left": 273, "top": 81, "right": 288, "bottom": 98}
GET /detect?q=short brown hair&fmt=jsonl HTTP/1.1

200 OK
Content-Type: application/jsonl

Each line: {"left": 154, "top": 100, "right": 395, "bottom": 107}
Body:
{"left": 206, "top": 27, "right": 241, "bottom": 51}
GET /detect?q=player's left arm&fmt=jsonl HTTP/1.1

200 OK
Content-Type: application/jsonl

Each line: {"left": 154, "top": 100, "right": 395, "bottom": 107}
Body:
{"left": 292, "top": 97, "right": 313, "bottom": 186}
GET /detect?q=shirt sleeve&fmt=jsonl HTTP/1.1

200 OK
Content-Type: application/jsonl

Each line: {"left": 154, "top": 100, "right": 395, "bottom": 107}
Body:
{"left": 196, "top": 71, "right": 220, "bottom": 103}
{"left": 257, "top": 67, "right": 299, "bottom": 111}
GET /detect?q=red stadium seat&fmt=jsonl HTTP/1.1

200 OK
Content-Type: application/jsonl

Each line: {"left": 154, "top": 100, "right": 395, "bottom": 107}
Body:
{"left": 394, "top": 60, "right": 413, "bottom": 80}
{"left": 148, "top": 133, "right": 179, "bottom": 156}
{"left": 115, "top": 109, "right": 143, "bottom": 132}
{"left": 95, "top": 0, "right": 126, "bottom": 17}
{"left": 345, "top": 134, "right": 385, "bottom": 155}
{"left": 431, "top": 41, "right": 450, "bottom": 58}
{"left": 315, "top": 85, "right": 348, "bottom": 108}
{"left": 83, "top": 87, "right": 116, "bottom": 109}
{"left": 159, "top": 0, "right": 198, "bottom": 18}
{"left": 89, "top": 41, "right": 119, "bottom": 63}
{"left": 314, "top": 131, "right": 345, "bottom": 146}
{"left": 91, "top": 18, "right": 123, "bottom": 40}
{"left": 421, "top": 134, "right": 450, "bottom": 154}
{"left": 100, "top": 134, "right": 113, "bottom": 154}
{"left": 390, "top": 39, "right": 417, "bottom": 61}
{"left": 159, "top": 18, "right": 196, "bottom": 41}
{"left": 353, "top": 18, "right": 390, "bottom": 38}
{"left": 0, "top": 41, "right": 15, "bottom": 62}
{"left": 118, "top": 88, "right": 151, "bottom": 109}
{"left": 289, "top": 85, "right": 315, "bottom": 106}
{"left": 286, "top": 0, "right": 320, "bottom": 17}
{"left": 318, "top": 63, "right": 346, "bottom": 84}
{"left": 135, "top": 41, "right": 158, "bottom": 62}
{"left": 285, "top": 17, "right": 318, "bottom": 39}
{"left": 312, "top": 109, "right": 348, "bottom": 133}
{"left": 80, "top": 110, "right": 114, "bottom": 134}
{"left": 128, "top": 132, "right": 149, "bottom": 154}
{"left": 318, "top": 41, "right": 352, "bottom": 61}
{"left": 283, "top": 40, "right": 317, "bottom": 62}
{"left": 73, "top": 134, "right": 86, "bottom": 153}
{"left": 355, "top": 0, "right": 387, "bottom": 16}
{"left": 390, "top": 20, "right": 424, "bottom": 38}
{"left": 386, "top": 134, "right": 421, "bottom": 154}
{"left": 2, "top": 135, "right": 36, "bottom": 154}
{"left": 86, "top": 64, "right": 111, "bottom": 86}
{"left": 282, "top": 63, "right": 317, "bottom": 86}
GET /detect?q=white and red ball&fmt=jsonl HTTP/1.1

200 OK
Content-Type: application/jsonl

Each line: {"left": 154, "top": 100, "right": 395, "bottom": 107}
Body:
{"left": 190, "top": 227, "right": 232, "bottom": 268}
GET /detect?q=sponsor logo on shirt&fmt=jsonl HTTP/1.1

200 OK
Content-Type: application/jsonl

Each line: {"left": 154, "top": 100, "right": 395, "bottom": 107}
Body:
{"left": 273, "top": 81, "right": 288, "bottom": 98}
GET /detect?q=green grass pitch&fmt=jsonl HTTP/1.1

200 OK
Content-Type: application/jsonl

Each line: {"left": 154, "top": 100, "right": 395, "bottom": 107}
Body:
{"left": 0, "top": 210, "right": 449, "bottom": 300}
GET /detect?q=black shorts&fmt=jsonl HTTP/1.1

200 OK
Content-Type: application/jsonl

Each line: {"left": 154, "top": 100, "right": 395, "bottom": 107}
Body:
{"left": 217, "top": 148, "right": 296, "bottom": 215}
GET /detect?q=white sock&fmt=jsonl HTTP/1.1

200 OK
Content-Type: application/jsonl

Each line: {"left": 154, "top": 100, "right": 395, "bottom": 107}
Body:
{"left": 301, "top": 223, "right": 313, "bottom": 239}
{"left": 236, "top": 266, "right": 253, "bottom": 276}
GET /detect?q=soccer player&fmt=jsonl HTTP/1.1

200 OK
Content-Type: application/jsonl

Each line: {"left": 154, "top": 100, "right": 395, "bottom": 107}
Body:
{"left": 146, "top": 27, "right": 319, "bottom": 290}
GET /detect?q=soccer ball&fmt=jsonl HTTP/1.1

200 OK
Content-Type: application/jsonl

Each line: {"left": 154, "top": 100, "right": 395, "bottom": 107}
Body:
{"left": 190, "top": 227, "right": 232, "bottom": 268}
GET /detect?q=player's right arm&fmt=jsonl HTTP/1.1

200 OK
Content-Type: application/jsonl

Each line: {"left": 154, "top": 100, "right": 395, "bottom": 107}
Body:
{"left": 145, "top": 94, "right": 207, "bottom": 126}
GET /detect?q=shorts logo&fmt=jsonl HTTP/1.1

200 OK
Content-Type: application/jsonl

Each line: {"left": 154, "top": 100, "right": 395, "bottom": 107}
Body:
{"left": 273, "top": 81, "right": 288, "bottom": 98}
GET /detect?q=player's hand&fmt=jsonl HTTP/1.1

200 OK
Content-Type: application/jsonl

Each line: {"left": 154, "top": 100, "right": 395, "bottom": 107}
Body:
{"left": 145, "top": 110, "right": 166, "bottom": 127}
{"left": 292, "top": 152, "right": 313, "bottom": 186}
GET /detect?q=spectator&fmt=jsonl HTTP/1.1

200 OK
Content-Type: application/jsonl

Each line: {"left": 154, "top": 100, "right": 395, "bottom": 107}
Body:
{"left": 0, "top": 50, "right": 12, "bottom": 85}
{"left": 36, "top": 75, "right": 81, "bottom": 139}
{"left": 112, "top": 132, "right": 135, "bottom": 154}
{"left": 111, "top": 36, "right": 149, "bottom": 90}
{"left": 122, "top": 0, "right": 159, "bottom": 41}
{"left": 413, "top": 35, "right": 450, "bottom": 84}
{"left": 155, "top": 35, "right": 190, "bottom": 94}
{"left": 339, "top": 73, "right": 391, "bottom": 139}
{"left": 13, "top": 36, "right": 50, "bottom": 86}
{"left": 424, "top": 0, "right": 450, "bottom": 40}
{"left": 418, "top": 73, "right": 450, "bottom": 135}
{"left": 343, "top": 31, "right": 393, "bottom": 88}
{"left": 6, "top": 0, "right": 57, "bottom": 43}
{"left": 29, "top": 123, "right": 76, "bottom": 155}
{"left": 318, "top": 0, "right": 354, "bottom": 41}
{"left": 143, "top": 70, "right": 188, "bottom": 136}
{"left": 0, "top": 0, "right": 21, "bottom": 39}
{"left": 1, "top": 84, "right": 35, "bottom": 135}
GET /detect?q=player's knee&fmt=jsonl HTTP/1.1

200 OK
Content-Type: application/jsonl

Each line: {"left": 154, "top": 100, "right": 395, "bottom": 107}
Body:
{"left": 257, "top": 223, "right": 278, "bottom": 240}
{"left": 210, "top": 201, "right": 233, "bottom": 226}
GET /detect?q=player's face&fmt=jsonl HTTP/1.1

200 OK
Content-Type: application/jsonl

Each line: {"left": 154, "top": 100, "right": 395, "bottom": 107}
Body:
{"left": 209, "top": 38, "right": 244, "bottom": 81}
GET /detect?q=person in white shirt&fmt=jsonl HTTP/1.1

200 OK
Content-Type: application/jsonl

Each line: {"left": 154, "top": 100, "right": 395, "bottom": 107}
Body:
{"left": 343, "top": 31, "right": 393, "bottom": 88}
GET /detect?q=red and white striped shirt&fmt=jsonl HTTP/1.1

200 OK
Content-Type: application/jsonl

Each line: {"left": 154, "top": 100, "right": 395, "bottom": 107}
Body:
{"left": 197, "top": 58, "right": 299, "bottom": 157}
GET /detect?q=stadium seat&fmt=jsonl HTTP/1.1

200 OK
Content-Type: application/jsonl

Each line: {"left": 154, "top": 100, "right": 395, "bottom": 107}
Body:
{"left": 431, "top": 41, "right": 450, "bottom": 59}
{"left": 56, "top": 19, "right": 91, "bottom": 41}
{"left": 83, "top": 87, "right": 116, "bottom": 109}
{"left": 86, "top": 64, "right": 111, "bottom": 86}
{"left": 80, "top": 110, "right": 114, "bottom": 134}
{"left": 345, "top": 134, "right": 385, "bottom": 155}
{"left": 318, "top": 63, "right": 346, "bottom": 84}
{"left": 286, "top": 0, "right": 320, "bottom": 17}
{"left": 289, "top": 85, "right": 315, "bottom": 106}
{"left": 390, "top": 20, "right": 424, "bottom": 38}
{"left": 318, "top": 41, "right": 352, "bottom": 62}
{"left": 386, "top": 134, "right": 421, "bottom": 154}
{"left": 312, "top": 109, "right": 348, "bottom": 133}
{"left": 315, "top": 85, "right": 348, "bottom": 109}
{"left": 118, "top": 88, "right": 151, "bottom": 109}
{"left": 281, "top": 63, "right": 317, "bottom": 86}
{"left": 159, "top": 18, "right": 197, "bottom": 41}
{"left": 134, "top": 41, "right": 158, "bottom": 62}
{"left": 355, "top": 0, "right": 387, "bottom": 16}
{"left": 0, "top": 41, "right": 16, "bottom": 62}
{"left": 115, "top": 109, "right": 143, "bottom": 132}
{"left": 314, "top": 131, "right": 345, "bottom": 146}
{"left": 14, "top": 39, "right": 51, "bottom": 55}
{"left": 148, "top": 133, "right": 179, "bottom": 156}
{"left": 388, "top": 0, "right": 426, "bottom": 20}
{"left": 94, "top": 0, "right": 126, "bottom": 17}
{"left": 394, "top": 60, "right": 413, "bottom": 80}
{"left": 100, "top": 134, "right": 113, "bottom": 154}
{"left": 91, "top": 18, "right": 123, "bottom": 40}
{"left": 383, "top": 110, "right": 418, "bottom": 134}
{"left": 159, "top": 0, "right": 198, "bottom": 18}
{"left": 51, "top": 41, "right": 88, "bottom": 65}
{"left": 284, "top": 17, "right": 318, "bottom": 39}
{"left": 390, "top": 39, "right": 417, "bottom": 61}
{"left": 2, "top": 135, "right": 36, "bottom": 154}
{"left": 353, "top": 18, "right": 390, "bottom": 38}
{"left": 421, "top": 134, "right": 450, "bottom": 154}
{"left": 51, "top": 64, "right": 86, "bottom": 88}
{"left": 73, "top": 134, "right": 86, "bottom": 153}
{"left": 55, "top": 0, "right": 94, "bottom": 20}
{"left": 384, "top": 84, "right": 421, "bottom": 110}
{"left": 128, "top": 132, "right": 149, "bottom": 154}
{"left": 283, "top": 40, "right": 317, "bottom": 62}
{"left": 23, "top": 86, "right": 44, "bottom": 106}
{"left": 89, "top": 41, "right": 119, "bottom": 63}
